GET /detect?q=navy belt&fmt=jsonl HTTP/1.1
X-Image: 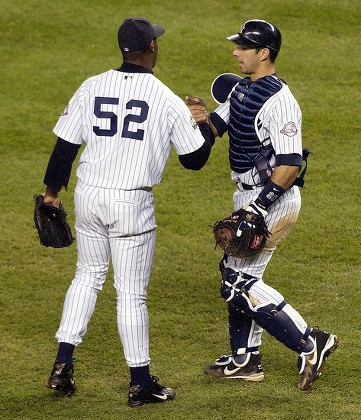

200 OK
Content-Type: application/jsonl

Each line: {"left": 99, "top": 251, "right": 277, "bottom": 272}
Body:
{"left": 237, "top": 182, "right": 254, "bottom": 190}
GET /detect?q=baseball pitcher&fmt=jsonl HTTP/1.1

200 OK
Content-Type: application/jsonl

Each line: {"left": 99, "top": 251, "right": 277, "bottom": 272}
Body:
{"left": 42, "top": 17, "right": 215, "bottom": 407}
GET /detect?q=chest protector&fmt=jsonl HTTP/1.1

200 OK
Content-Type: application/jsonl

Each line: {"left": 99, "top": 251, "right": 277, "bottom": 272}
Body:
{"left": 229, "top": 75, "right": 283, "bottom": 174}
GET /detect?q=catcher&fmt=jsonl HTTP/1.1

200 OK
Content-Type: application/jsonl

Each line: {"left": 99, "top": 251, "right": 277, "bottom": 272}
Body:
{"left": 188, "top": 19, "right": 338, "bottom": 392}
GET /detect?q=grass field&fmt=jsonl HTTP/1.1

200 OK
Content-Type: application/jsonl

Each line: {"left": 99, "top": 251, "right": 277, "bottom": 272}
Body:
{"left": 1, "top": 0, "right": 360, "bottom": 419}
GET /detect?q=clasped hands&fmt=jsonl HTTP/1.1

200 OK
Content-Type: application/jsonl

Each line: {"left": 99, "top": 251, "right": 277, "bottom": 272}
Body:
{"left": 186, "top": 96, "right": 209, "bottom": 124}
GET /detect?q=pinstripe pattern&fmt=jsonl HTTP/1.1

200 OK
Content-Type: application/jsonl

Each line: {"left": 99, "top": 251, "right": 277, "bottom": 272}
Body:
{"left": 228, "top": 185, "right": 301, "bottom": 278}
{"left": 53, "top": 67, "right": 205, "bottom": 367}
{"left": 54, "top": 70, "right": 205, "bottom": 190}
{"left": 213, "top": 75, "right": 308, "bottom": 354}
{"left": 214, "top": 79, "right": 302, "bottom": 186}
{"left": 56, "top": 182, "right": 156, "bottom": 366}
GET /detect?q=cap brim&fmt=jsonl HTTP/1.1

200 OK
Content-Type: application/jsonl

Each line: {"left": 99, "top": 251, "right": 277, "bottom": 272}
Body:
{"left": 152, "top": 24, "right": 165, "bottom": 38}
{"left": 226, "top": 33, "right": 258, "bottom": 48}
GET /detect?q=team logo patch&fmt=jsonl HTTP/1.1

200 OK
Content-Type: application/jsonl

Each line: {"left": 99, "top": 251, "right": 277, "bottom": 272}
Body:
{"left": 61, "top": 105, "right": 69, "bottom": 116}
{"left": 280, "top": 121, "right": 298, "bottom": 137}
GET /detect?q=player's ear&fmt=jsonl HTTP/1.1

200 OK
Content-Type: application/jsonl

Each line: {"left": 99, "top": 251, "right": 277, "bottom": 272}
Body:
{"left": 259, "top": 47, "right": 270, "bottom": 61}
{"left": 149, "top": 39, "right": 156, "bottom": 53}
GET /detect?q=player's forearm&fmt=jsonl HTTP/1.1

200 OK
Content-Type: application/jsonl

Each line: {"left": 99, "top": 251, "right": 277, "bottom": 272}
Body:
{"left": 178, "top": 124, "right": 215, "bottom": 170}
{"left": 208, "top": 119, "right": 219, "bottom": 137}
{"left": 251, "top": 165, "right": 301, "bottom": 212}
{"left": 44, "top": 137, "right": 81, "bottom": 191}
{"left": 45, "top": 186, "right": 59, "bottom": 198}
{"left": 271, "top": 165, "right": 300, "bottom": 190}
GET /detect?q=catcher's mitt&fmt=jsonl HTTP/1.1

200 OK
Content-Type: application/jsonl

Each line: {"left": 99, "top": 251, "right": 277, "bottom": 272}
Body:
{"left": 34, "top": 194, "right": 74, "bottom": 248}
{"left": 213, "top": 209, "right": 269, "bottom": 258}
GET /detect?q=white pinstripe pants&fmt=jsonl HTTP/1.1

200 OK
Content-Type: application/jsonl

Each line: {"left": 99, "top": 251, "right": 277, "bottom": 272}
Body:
{"left": 224, "top": 185, "right": 308, "bottom": 350}
{"left": 55, "top": 181, "right": 156, "bottom": 367}
{"left": 229, "top": 185, "right": 302, "bottom": 278}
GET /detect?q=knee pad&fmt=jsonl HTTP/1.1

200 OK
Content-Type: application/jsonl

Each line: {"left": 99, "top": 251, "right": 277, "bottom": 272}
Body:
{"left": 220, "top": 268, "right": 239, "bottom": 301}
{"left": 220, "top": 268, "right": 257, "bottom": 304}
{"left": 219, "top": 254, "right": 228, "bottom": 276}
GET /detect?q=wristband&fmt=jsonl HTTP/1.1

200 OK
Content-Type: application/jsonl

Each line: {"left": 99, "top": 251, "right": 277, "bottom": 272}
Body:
{"left": 256, "top": 181, "right": 286, "bottom": 210}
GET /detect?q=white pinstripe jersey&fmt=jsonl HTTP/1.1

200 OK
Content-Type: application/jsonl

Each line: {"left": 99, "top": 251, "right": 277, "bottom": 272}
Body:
{"left": 214, "top": 79, "right": 302, "bottom": 185}
{"left": 53, "top": 70, "right": 205, "bottom": 189}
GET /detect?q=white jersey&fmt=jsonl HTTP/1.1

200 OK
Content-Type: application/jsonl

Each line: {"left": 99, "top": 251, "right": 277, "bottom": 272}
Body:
{"left": 214, "top": 80, "right": 302, "bottom": 185}
{"left": 53, "top": 69, "right": 205, "bottom": 189}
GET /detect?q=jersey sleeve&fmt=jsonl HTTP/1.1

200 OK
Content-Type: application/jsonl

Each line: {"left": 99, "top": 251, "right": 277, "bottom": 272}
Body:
{"left": 52, "top": 78, "right": 95, "bottom": 145}
{"left": 269, "top": 87, "right": 303, "bottom": 159}
{"left": 167, "top": 95, "right": 206, "bottom": 155}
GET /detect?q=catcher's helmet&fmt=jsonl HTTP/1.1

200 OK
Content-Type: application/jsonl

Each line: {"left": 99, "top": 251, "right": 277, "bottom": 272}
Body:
{"left": 227, "top": 19, "right": 282, "bottom": 52}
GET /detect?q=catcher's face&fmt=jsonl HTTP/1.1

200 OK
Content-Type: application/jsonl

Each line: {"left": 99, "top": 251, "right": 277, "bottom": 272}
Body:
{"left": 232, "top": 45, "right": 267, "bottom": 79}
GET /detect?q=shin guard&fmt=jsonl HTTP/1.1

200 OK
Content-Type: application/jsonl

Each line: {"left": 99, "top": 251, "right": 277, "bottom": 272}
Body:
{"left": 220, "top": 269, "right": 311, "bottom": 353}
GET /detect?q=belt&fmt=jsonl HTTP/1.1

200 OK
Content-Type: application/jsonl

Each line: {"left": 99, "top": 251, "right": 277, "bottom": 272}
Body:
{"left": 237, "top": 182, "right": 254, "bottom": 190}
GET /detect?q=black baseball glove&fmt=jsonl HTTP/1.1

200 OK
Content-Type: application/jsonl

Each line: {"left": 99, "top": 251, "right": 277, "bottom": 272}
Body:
{"left": 213, "top": 208, "right": 269, "bottom": 258}
{"left": 34, "top": 194, "right": 74, "bottom": 248}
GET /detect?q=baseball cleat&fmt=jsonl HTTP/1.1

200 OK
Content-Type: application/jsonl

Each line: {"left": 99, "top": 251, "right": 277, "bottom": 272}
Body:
{"left": 298, "top": 328, "right": 339, "bottom": 391}
{"left": 204, "top": 353, "right": 264, "bottom": 381}
{"left": 48, "top": 362, "right": 76, "bottom": 396}
{"left": 127, "top": 376, "right": 176, "bottom": 407}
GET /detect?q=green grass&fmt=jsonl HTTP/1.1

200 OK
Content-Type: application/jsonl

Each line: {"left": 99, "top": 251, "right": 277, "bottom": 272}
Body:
{"left": 1, "top": 0, "right": 360, "bottom": 419}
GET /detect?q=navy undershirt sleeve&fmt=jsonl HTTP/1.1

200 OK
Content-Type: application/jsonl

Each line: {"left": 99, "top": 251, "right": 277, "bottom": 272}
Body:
{"left": 178, "top": 123, "right": 215, "bottom": 170}
{"left": 44, "top": 137, "right": 81, "bottom": 191}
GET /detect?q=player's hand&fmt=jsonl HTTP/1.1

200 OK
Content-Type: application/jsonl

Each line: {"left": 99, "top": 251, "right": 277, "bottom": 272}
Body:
{"left": 186, "top": 95, "right": 209, "bottom": 123}
{"left": 43, "top": 187, "right": 61, "bottom": 207}
{"left": 186, "top": 95, "right": 206, "bottom": 107}
{"left": 43, "top": 195, "right": 62, "bottom": 207}
{"left": 243, "top": 199, "right": 268, "bottom": 217}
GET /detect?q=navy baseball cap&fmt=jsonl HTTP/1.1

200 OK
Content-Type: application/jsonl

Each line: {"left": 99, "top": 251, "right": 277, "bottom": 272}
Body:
{"left": 118, "top": 18, "right": 165, "bottom": 53}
